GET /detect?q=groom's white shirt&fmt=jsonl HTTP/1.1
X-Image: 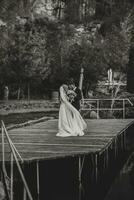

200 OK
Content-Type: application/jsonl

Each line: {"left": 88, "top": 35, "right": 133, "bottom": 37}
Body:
{"left": 73, "top": 86, "right": 77, "bottom": 91}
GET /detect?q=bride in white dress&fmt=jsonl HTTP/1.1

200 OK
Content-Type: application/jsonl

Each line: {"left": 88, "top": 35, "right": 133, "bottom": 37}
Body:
{"left": 56, "top": 84, "right": 87, "bottom": 137}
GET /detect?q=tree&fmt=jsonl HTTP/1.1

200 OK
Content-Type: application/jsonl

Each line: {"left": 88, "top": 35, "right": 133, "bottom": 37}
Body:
{"left": 125, "top": 9, "right": 134, "bottom": 92}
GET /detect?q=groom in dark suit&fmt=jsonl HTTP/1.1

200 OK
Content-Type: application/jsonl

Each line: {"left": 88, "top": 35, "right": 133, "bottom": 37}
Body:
{"left": 68, "top": 78, "right": 82, "bottom": 111}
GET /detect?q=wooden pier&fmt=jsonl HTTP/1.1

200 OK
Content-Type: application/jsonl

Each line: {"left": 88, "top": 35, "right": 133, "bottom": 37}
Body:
{"left": 0, "top": 119, "right": 134, "bottom": 162}
{"left": 0, "top": 119, "right": 134, "bottom": 200}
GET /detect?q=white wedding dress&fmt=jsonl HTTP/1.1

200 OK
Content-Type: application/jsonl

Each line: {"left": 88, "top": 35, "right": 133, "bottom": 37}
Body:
{"left": 56, "top": 86, "right": 87, "bottom": 137}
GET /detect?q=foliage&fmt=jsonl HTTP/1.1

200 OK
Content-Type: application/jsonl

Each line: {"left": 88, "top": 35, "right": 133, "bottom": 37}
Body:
{"left": 0, "top": 0, "right": 134, "bottom": 98}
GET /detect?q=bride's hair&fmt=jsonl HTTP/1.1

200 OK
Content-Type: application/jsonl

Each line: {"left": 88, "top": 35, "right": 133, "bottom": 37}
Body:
{"left": 62, "top": 84, "right": 68, "bottom": 93}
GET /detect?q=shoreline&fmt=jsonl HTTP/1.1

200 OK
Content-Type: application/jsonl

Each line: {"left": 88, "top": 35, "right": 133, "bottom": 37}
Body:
{"left": 0, "top": 99, "right": 59, "bottom": 115}
{"left": 0, "top": 108, "right": 59, "bottom": 115}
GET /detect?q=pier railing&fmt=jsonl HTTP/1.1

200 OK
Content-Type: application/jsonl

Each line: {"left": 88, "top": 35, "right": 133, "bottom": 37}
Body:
{"left": 1, "top": 120, "right": 33, "bottom": 200}
{"left": 81, "top": 98, "right": 133, "bottom": 119}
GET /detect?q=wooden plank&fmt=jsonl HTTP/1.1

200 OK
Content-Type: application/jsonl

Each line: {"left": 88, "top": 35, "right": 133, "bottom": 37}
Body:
{"left": 0, "top": 150, "right": 98, "bottom": 162}
{"left": 0, "top": 143, "right": 105, "bottom": 150}
{"left": 0, "top": 137, "right": 111, "bottom": 143}
{"left": 3, "top": 133, "right": 114, "bottom": 137}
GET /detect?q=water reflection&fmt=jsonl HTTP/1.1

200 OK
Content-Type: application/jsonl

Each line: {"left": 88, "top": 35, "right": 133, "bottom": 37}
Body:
{"left": 105, "top": 152, "right": 134, "bottom": 200}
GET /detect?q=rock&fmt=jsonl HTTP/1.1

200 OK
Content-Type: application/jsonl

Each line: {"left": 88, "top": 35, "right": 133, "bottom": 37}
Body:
{"left": 90, "top": 111, "right": 99, "bottom": 119}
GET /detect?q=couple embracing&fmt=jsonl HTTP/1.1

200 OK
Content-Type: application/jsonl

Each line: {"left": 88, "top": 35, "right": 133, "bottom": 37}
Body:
{"left": 56, "top": 78, "right": 87, "bottom": 137}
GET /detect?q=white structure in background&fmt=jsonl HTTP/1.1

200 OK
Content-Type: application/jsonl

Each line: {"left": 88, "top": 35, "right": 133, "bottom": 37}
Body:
{"left": 97, "top": 69, "right": 126, "bottom": 96}
{"left": 4, "top": 86, "right": 9, "bottom": 101}
{"left": 79, "top": 67, "right": 84, "bottom": 90}
{"left": 108, "top": 68, "right": 113, "bottom": 85}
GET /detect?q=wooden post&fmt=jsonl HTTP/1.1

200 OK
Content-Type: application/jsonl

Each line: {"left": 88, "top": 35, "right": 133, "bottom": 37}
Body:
{"left": 2, "top": 121, "right": 23, "bottom": 162}
{"left": 103, "top": 151, "right": 107, "bottom": 172}
{"left": 1, "top": 168, "right": 10, "bottom": 200}
{"left": 36, "top": 161, "right": 40, "bottom": 200}
{"left": 79, "top": 68, "right": 84, "bottom": 90}
{"left": 2, "top": 121, "right": 33, "bottom": 200}
{"left": 2, "top": 125, "right": 5, "bottom": 172}
{"left": 103, "top": 152, "right": 106, "bottom": 171}
{"left": 10, "top": 153, "right": 14, "bottom": 200}
{"left": 106, "top": 148, "right": 109, "bottom": 168}
{"left": 78, "top": 156, "right": 82, "bottom": 200}
{"left": 121, "top": 133, "right": 124, "bottom": 151}
{"left": 12, "top": 147, "right": 33, "bottom": 200}
{"left": 123, "top": 131, "right": 126, "bottom": 150}
{"left": 95, "top": 154, "right": 98, "bottom": 182}
{"left": 114, "top": 138, "right": 117, "bottom": 158}
{"left": 23, "top": 188, "right": 27, "bottom": 200}
{"left": 91, "top": 154, "right": 95, "bottom": 181}
{"left": 23, "top": 165, "right": 27, "bottom": 200}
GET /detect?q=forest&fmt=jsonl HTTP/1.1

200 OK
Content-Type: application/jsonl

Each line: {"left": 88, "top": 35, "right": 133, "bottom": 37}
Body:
{"left": 0, "top": 0, "right": 134, "bottom": 99}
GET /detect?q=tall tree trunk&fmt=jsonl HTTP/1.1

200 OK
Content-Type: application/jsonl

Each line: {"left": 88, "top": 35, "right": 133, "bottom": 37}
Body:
{"left": 17, "top": 87, "right": 21, "bottom": 100}
{"left": 28, "top": 82, "right": 30, "bottom": 102}
{"left": 65, "top": 0, "right": 81, "bottom": 23}
{"left": 127, "top": 45, "right": 134, "bottom": 93}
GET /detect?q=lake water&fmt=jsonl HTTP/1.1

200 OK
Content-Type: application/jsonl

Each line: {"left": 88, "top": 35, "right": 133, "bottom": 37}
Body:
{"left": 105, "top": 152, "right": 134, "bottom": 200}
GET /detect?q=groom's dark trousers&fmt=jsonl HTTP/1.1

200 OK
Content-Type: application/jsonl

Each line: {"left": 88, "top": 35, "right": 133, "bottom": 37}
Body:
{"left": 72, "top": 87, "right": 82, "bottom": 111}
